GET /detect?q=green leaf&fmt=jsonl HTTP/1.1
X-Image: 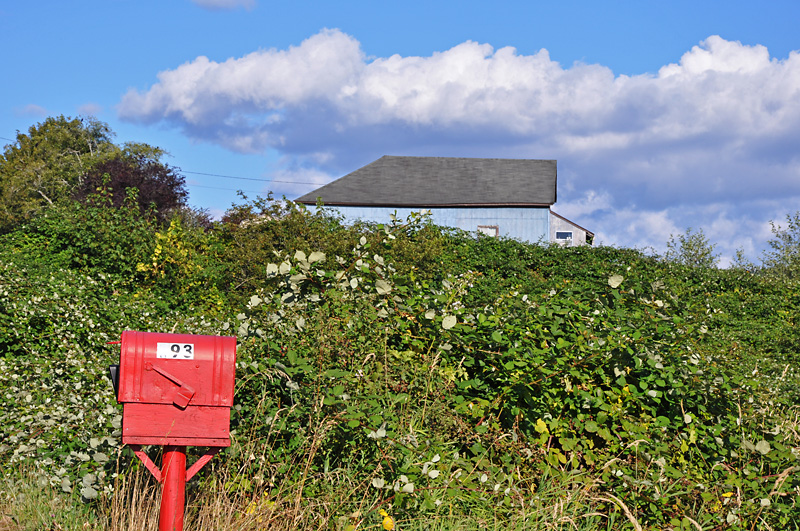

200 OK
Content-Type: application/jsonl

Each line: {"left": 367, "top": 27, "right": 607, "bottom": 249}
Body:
{"left": 80, "top": 485, "right": 98, "bottom": 499}
{"left": 755, "top": 440, "right": 771, "bottom": 455}
{"left": 559, "top": 437, "right": 578, "bottom": 451}
{"left": 375, "top": 279, "right": 392, "bottom": 295}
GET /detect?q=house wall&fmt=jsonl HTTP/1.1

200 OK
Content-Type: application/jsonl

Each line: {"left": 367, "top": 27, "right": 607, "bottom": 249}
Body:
{"left": 550, "top": 212, "right": 589, "bottom": 246}
{"left": 325, "top": 206, "right": 551, "bottom": 243}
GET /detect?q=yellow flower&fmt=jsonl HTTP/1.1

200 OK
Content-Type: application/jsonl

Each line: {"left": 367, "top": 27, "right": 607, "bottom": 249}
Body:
{"left": 379, "top": 509, "right": 394, "bottom": 530}
{"left": 244, "top": 497, "right": 274, "bottom": 523}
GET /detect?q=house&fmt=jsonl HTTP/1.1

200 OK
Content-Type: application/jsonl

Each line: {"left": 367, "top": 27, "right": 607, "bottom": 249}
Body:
{"left": 550, "top": 210, "right": 594, "bottom": 246}
{"left": 295, "top": 156, "right": 593, "bottom": 246}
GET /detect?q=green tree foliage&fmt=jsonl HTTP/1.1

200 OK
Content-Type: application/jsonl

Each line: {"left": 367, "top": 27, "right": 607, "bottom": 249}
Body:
{"left": 762, "top": 211, "right": 800, "bottom": 279}
{"left": 215, "top": 195, "right": 360, "bottom": 300}
{"left": 0, "top": 116, "right": 114, "bottom": 230}
{"left": 73, "top": 143, "right": 188, "bottom": 223}
{"left": 664, "top": 227, "right": 719, "bottom": 268}
{"left": 1, "top": 187, "right": 157, "bottom": 280}
{"left": 0, "top": 116, "right": 188, "bottom": 231}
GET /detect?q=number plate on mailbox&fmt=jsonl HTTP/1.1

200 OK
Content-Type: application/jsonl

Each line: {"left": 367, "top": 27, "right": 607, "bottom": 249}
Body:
{"left": 157, "top": 342, "right": 195, "bottom": 359}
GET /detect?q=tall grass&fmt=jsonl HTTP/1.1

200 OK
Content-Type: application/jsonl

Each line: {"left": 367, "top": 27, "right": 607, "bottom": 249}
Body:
{"left": 94, "top": 422, "right": 653, "bottom": 531}
{"left": 2, "top": 393, "right": 729, "bottom": 530}
{"left": 3, "top": 413, "right": 740, "bottom": 531}
{"left": 98, "top": 458, "right": 629, "bottom": 531}
{"left": 0, "top": 467, "right": 100, "bottom": 531}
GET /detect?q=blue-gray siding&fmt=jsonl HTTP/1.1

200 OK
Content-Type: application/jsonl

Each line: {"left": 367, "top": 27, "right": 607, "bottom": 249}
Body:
{"left": 325, "top": 206, "right": 551, "bottom": 243}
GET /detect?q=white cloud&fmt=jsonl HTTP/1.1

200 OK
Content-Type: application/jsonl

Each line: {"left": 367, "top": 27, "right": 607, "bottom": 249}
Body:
{"left": 15, "top": 104, "right": 48, "bottom": 117}
{"left": 119, "top": 31, "right": 800, "bottom": 170}
{"left": 268, "top": 166, "right": 335, "bottom": 200}
{"left": 118, "top": 30, "right": 800, "bottom": 263}
{"left": 78, "top": 103, "right": 103, "bottom": 116}
{"left": 191, "top": 0, "right": 256, "bottom": 10}
{"left": 120, "top": 29, "right": 364, "bottom": 153}
{"left": 580, "top": 196, "right": 800, "bottom": 267}
{"left": 554, "top": 190, "right": 613, "bottom": 219}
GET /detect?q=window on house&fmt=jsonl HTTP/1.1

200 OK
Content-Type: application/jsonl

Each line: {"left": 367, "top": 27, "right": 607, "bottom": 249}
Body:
{"left": 555, "top": 231, "right": 573, "bottom": 240}
{"left": 477, "top": 225, "right": 499, "bottom": 237}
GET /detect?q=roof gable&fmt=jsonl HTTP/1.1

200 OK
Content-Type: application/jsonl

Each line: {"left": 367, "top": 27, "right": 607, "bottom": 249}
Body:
{"left": 551, "top": 210, "right": 594, "bottom": 238}
{"left": 296, "top": 156, "right": 557, "bottom": 207}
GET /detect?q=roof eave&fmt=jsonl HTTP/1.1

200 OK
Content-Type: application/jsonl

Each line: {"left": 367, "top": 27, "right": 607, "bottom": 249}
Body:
{"left": 295, "top": 201, "right": 554, "bottom": 208}
{"left": 550, "top": 210, "right": 595, "bottom": 237}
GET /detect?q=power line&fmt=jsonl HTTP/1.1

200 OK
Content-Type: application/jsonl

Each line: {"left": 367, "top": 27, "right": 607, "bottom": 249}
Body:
{"left": 188, "top": 184, "right": 265, "bottom": 194}
{"left": 181, "top": 169, "right": 322, "bottom": 185}
{"left": 182, "top": 169, "right": 269, "bottom": 182}
{"left": 0, "top": 135, "right": 325, "bottom": 185}
{"left": 0, "top": 146, "right": 319, "bottom": 189}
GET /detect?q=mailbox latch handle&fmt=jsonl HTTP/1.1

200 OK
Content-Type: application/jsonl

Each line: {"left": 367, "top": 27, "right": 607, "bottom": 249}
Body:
{"left": 144, "top": 362, "right": 196, "bottom": 409}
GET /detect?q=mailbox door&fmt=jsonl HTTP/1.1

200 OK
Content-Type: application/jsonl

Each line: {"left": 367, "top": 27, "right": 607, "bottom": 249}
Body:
{"left": 122, "top": 404, "right": 232, "bottom": 446}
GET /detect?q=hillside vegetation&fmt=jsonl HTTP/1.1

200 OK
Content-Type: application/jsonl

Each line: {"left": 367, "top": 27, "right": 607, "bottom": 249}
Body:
{"left": 2, "top": 119, "right": 800, "bottom": 530}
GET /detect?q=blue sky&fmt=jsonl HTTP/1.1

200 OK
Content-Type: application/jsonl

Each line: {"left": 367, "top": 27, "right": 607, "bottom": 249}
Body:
{"left": 2, "top": 0, "right": 800, "bottom": 265}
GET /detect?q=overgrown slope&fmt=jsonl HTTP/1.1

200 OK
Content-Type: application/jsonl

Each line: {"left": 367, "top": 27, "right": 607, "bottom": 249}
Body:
{"left": 1, "top": 195, "right": 799, "bottom": 530}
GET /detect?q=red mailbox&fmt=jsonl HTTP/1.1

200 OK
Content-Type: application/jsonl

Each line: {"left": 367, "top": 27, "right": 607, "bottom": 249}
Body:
{"left": 110, "top": 330, "right": 237, "bottom": 531}
{"left": 116, "top": 330, "right": 237, "bottom": 446}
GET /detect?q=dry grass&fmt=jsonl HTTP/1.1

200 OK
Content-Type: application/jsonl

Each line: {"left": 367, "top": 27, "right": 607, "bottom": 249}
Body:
{"left": 0, "top": 459, "right": 664, "bottom": 531}
{"left": 0, "top": 467, "right": 100, "bottom": 531}
{"left": 104, "top": 469, "right": 161, "bottom": 531}
{"left": 98, "top": 452, "right": 634, "bottom": 531}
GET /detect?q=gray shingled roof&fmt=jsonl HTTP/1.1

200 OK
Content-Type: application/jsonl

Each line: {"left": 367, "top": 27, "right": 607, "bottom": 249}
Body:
{"left": 295, "top": 156, "right": 557, "bottom": 207}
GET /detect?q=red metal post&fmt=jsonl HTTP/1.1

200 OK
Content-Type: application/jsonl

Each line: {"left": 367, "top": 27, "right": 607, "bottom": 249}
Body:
{"left": 159, "top": 446, "right": 187, "bottom": 531}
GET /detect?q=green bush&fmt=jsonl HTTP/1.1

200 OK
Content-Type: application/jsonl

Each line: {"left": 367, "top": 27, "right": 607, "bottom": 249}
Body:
{"left": 0, "top": 187, "right": 156, "bottom": 281}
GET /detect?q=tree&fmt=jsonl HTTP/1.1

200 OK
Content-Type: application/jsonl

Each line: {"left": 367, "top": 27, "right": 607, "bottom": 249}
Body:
{"left": 73, "top": 142, "right": 188, "bottom": 223}
{"left": 730, "top": 248, "right": 757, "bottom": 271}
{"left": 0, "top": 116, "right": 188, "bottom": 231}
{"left": 664, "top": 227, "right": 719, "bottom": 268}
{"left": 0, "top": 116, "right": 114, "bottom": 231}
{"left": 762, "top": 212, "right": 800, "bottom": 279}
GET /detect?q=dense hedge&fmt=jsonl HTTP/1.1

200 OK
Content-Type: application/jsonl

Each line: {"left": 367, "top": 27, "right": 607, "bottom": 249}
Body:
{"left": 1, "top": 194, "right": 799, "bottom": 529}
